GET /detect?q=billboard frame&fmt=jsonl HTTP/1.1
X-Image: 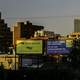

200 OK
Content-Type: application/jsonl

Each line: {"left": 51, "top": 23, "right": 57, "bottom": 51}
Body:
{"left": 46, "top": 40, "right": 72, "bottom": 55}
{"left": 15, "top": 40, "right": 43, "bottom": 55}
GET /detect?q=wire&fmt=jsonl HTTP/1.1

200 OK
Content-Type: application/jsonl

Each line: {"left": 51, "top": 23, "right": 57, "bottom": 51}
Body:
{"left": 3, "top": 15, "right": 80, "bottom": 19}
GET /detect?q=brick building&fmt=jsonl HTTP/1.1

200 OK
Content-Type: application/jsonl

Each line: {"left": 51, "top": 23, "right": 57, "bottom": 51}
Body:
{"left": 12, "top": 21, "right": 44, "bottom": 47}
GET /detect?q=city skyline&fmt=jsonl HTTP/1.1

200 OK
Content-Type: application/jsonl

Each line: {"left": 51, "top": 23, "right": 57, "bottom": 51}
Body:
{"left": 1, "top": 0, "right": 80, "bottom": 35}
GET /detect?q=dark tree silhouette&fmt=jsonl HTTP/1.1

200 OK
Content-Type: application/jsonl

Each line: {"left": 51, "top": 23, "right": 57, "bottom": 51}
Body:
{"left": 69, "top": 38, "right": 80, "bottom": 68}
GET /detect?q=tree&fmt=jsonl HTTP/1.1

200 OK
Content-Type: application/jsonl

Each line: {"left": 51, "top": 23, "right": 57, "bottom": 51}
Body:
{"left": 69, "top": 38, "right": 80, "bottom": 68}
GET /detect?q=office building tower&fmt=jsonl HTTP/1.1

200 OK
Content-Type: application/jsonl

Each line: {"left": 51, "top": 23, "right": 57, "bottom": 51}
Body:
{"left": 74, "top": 19, "right": 80, "bottom": 32}
{"left": 0, "top": 12, "right": 12, "bottom": 53}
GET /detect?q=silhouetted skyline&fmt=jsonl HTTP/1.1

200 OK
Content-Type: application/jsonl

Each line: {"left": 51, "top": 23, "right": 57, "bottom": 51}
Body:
{"left": 1, "top": 0, "right": 80, "bottom": 35}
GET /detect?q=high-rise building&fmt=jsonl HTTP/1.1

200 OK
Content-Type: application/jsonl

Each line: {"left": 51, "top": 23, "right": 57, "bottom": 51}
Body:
{"left": 0, "top": 12, "right": 12, "bottom": 53}
{"left": 74, "top": 19, "right": 80, "bottom": 32}
{"left": 0, "top": 12, "right": 1, "bottom": 19}
{"left": 12, "top": 21, "right": 44, "bottom": 47}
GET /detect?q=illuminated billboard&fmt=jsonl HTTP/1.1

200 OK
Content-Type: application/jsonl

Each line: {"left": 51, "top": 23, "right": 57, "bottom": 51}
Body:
{"left": 47, "top": 40, "right": 72, "bottom": 54}
{"left": 66, "top": 39, "right": 73, "bottom": 48}
{"left": 16, "top": 40, "right": 43, "bottom": 54}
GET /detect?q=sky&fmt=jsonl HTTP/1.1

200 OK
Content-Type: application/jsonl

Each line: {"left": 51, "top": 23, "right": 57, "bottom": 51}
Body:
{"left": 0, "top": 0, "right": 80, "bottom": 35}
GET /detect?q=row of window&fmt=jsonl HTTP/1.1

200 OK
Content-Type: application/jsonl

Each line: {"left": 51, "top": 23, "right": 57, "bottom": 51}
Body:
{"left": 69, "top": 35, "right": 80, "bottom": 38}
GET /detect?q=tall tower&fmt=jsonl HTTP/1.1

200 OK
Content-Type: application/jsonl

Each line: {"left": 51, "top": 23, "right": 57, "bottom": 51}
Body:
{"left": 0, "top": 12, "right": 12, "bottom": 53}
{"left": 0, "top": 12, "right": 1, "bottom": 19}
{"left": 74, "top": 19, "right": 80, "bottom": 32}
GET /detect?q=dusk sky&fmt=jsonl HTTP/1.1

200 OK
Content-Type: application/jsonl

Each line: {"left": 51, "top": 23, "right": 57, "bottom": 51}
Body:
{"left": 0, "top": 0, "right": 80, "bottom": 35}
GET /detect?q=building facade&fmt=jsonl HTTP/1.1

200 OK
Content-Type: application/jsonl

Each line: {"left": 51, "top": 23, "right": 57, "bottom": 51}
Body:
{"left": 34, "top": 30, "right": 54, "bottom": 38}
{"left": 68, "top": 32, "right": 80, "bottom": 39}
{"left": 12, "top": 21, "right": 44, "bottom": 47}
{"left": 0, "top": 12, "right": 12, "bottom": 53}
{"left": 74, "top": 19, "right": 80, "bottom": 32}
